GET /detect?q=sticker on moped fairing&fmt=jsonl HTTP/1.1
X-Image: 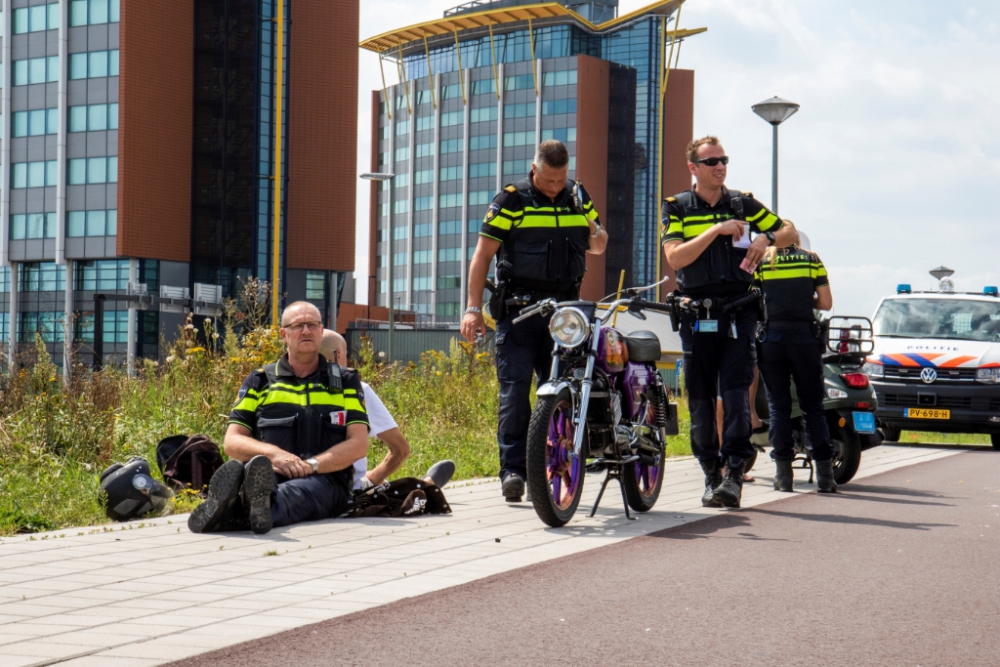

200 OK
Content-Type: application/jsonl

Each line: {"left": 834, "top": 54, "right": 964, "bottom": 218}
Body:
{"left": 696, "top": 320, "right": 719, "bottom": 333}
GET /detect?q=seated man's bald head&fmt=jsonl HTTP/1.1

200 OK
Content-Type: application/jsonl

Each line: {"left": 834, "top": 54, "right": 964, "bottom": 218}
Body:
{"left": 320, "top": 329, "right": 347, "bottom": 364}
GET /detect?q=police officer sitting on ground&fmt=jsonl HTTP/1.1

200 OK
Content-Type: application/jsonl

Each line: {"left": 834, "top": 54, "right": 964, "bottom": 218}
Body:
{"left": 461, "top": 140, "right": 607, "bottom": 502}
{"left": 756, "top": 221, "right": 837, "bottom": 493}
{"left": 663, "top": 135, "right": 794, "bottom": 509}
{"left": 318, "top": 330, "right": 455, "bottom": 491}
{"left": 188, "top": 302, "right": 369, "bottom": 535}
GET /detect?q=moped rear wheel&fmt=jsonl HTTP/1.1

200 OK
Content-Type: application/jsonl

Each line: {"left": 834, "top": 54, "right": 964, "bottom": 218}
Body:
{"left": 622, "top": 437, "right": 665, "bottom": 512}
{"left": 527, "top": 388, "right": 584, "bottom": 527}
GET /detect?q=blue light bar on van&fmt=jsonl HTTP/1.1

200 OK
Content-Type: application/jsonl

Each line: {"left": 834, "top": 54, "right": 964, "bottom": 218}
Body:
{"left": 897, "top": 284, "right": 912, "bottom": 294}
{"left": 985, "top": 286, "right": 999, "bottom": 296}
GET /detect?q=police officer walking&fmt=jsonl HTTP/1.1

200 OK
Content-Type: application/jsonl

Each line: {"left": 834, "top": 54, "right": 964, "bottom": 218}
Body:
{"left": 756, "top": 221, "right": 837, "bottom": 492}
{"left": 461, "top": 140, "right": 607, "bottom": 502}
{"left": 662, "top": 136, "right": 792, "bottom": 508}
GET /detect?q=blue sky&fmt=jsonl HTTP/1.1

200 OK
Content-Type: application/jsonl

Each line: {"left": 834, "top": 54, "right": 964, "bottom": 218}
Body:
{"left": 355, "top": 0, "right": 1000, "bottom": 316}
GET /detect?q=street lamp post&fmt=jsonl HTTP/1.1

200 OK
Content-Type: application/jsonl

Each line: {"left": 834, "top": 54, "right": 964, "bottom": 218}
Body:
{"left": 751, "top": 96, "right": 800, "bottom": 214}
{"left": 361, "top": 172, "right": 395, "bottom": 362}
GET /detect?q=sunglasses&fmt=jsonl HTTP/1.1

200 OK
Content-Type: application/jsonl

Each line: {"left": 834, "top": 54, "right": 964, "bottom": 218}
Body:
{"left": 694, "top": 156, "right": 729, "bottom": 167}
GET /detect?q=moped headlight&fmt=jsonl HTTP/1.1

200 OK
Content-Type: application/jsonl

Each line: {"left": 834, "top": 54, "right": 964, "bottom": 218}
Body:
{"left": 549, "top": 307, "right": 588, "bottom": 348}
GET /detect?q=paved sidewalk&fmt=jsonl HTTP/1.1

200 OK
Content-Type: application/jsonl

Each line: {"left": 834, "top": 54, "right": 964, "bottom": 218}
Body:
{"left": 0, "top": 445, "right": 957, "bottom": 667}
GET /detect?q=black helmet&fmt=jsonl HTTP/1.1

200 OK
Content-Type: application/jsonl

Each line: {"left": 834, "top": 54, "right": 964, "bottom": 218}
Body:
{"left": 99, "top": 457, "right": 173, "bottom": 521}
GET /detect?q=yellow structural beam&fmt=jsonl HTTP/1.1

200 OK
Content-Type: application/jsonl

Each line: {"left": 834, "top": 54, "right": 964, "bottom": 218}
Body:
{"left": 271, "top": 0, "right": 285, "bottom": 328}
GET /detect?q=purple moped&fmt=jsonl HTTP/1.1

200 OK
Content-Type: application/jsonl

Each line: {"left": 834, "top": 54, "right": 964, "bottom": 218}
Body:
{"left": 513, "top": 292, "right": 679, "bottom": 527}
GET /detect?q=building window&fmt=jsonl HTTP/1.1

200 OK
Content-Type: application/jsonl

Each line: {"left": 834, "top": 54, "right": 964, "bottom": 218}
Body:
{"left": 471, "top": 79, "right": 495, "bottom": 96}
{"left": 76, "top": 310, "right": 129, "bottom": 344}
{"left": 392, "top": 199, "right": 409, "bottom": 214}
{"left": 438, "top": 248, "right": 462, "bottom": 262}
{"left": 70, "top": 0, "right": 120, "bottom": 26}
{"left": 393, "top": 252, "right": 407, "bottom": 266}
{"left": 440, "top": 139, "right": 463, "bottom": 154}
{"left": 10, "top": 213, "right": 57, "bottom": 240}
{"left": 469, "top": 191, "right": 492, "bottom": 206}
{"left": 414, "top": 169, "right": 433, "bottom": 185}
{"left": 542, "top": 99, "right": 577, "bottom": 115}
{"left": 439, "top": 166, "right": 462, "bottom": 182}
{"left": 414, "top": 223, "right": 432, "bottom": 237}
{"left": 503, "top": 103, "right": 535, "bottom": 119}
{"left": 412, "top": 277, "right": 432, "bottom": 291}
{"left": 505, "top": 74, "right": 534, "bottom": 91}
{"left": 438, "top": 275, "right": 460, "bottom": 290}
{"left": 441, "top": 84, "right": 461, "bottom": 100}
{"left": 394, "top": 120, "right": 410, "bottom": 136}
{"left": 13, "top": 57, "right": 59, "bottom": 86}
{"left": 13, "top": 109, "right": 59, "bottom": 137}
{"left": 470, "top": 107, "right": 497, "bottom": 123}
{"left": 75, "top": 259, "right": 129, "bottom": 291}
{"left": 503, "top": 131, "right": 536, "bottom": 147}
{"left": 20, "top": 311, "right": 65, "bottom": 343}
{"left": 413, "top": 250, "right": 432, "bottom": 264}
{"left": 543, "top": 70, "right": 577, "bottom": 86}
{"left": 69, "top": 50, "right": 120, "bottom": 80}
{"left": 394, "top": 146, "right": 410, "bottom": 162}
{"left": 441, "top": 111, "right": 462, "bottom": 127}
{"left": 415, "top": 142, "right": 433, "bottom": 158}
{"left": 11, "top": 161, "right": 58, "bottom": 189}
{"left": 67, "top": 210, "right": 117, "bottom": 237}
{"left": 13, "top": 3, "right": 60, "bottom": 34}
{"left": 470, "top": 134, "right": 497, "bottom": 150}
{"left": 469, "top": 162, "right": 496, "bottom": 178}
{"left": 392, "top": 278, "right": 407, "bottom": 293}
{"left": 439, "top": 220, "right": 461, "bottom": 235}
{"left": 68, "top": 103, "right": 119, "bottom": 132}
{"left": 469, "top": 218, "right": 480, "bottom": 233}
{"left": 305, "top": 271, "right": 325, "bottom": 300}
{"left": 414, "top": 196, "right": 433, "bottom": 212}
{"left": 21, "top": 263, "right": 66, "bottom": 293}
{"left": 68, "top": 157, "right": 118, "bottom": 185}
{"left": 438, "top": 193, "right": 462, "bottom": 209}
{"left": 542, "top": 127, "right": 577, "bottom": 143}
{"left": 393, "top": 226, "right": 408, "bottom": 240}
{"left": 437, "top": 302, "right": 460, "bottom": 318}
{"left": 0, "top": 313, "right": 7, "bottom": 341}
{"left": 0, "top": 268, "right": 10, "bottom": 293}
{"left": 416, "top": 116, "right": 433, "bottom": 131}
{"left": 503, "top": 159, "right": 532, "bottom": 177}
{"left": 415, "top": 90, "right": 433, "bottom": 106}
{"left": 392, "top": 172, "right": 409, "bottom": 187}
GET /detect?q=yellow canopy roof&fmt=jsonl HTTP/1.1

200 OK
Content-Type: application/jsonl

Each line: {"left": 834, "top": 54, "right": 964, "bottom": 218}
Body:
{"left": 360, "top": 0, "right": 703, "bottom": 55}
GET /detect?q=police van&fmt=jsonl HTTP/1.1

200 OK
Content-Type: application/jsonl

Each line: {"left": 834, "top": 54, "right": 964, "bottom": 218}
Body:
{"left": 863, "top": 284, "right": 1000, "bottom": 449}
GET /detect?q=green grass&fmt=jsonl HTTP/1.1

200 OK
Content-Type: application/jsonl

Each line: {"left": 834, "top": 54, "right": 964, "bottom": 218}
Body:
{"left": 894, "top": 431, "right": 992, "bottom": 446}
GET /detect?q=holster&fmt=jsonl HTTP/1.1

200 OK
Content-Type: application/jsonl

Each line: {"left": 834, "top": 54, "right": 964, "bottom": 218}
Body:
{"left": 489, "top": 282, "right": 509, "bottom": 322}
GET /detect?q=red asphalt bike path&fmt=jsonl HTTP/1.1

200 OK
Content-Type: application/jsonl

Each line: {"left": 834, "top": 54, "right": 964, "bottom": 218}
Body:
{"left": 172, "top": 449, "right": 1000, "bottom": 667}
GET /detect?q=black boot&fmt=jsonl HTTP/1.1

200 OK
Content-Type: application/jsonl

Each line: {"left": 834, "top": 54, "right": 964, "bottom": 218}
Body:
{"left": 242, "top": 455, "right": 275, "bottom": 534}
{"left": 713, "top": 457, "right": 745, "bottom": 508}
{"left": 815, "top": 460, "right": 838, "bottom": 493}
{"left": 699, "top": 458, "right": 724, "bottom": 508}
{"left": 188, "top": 459, "right": 244, "bottom": 533}
{"left": 773, "top": 460, "right": 793, "bottom": 492}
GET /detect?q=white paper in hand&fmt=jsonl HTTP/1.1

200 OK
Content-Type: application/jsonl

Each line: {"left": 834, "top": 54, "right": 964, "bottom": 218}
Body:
{"left": 731, "top": 223, "right": 751, "bottom": 249}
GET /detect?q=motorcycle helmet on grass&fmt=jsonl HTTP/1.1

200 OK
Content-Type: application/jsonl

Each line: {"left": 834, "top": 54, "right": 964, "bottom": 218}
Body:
{"left": 99, "top": 457, "right": 173, "bottom": 521}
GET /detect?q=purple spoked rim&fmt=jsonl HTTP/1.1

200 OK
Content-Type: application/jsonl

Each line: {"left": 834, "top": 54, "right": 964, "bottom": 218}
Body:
{"left": 634, "top": 455, "right": 661, "bottom": 498}
{"left": 546, "top": 400, "right": 582, "bottom": 510}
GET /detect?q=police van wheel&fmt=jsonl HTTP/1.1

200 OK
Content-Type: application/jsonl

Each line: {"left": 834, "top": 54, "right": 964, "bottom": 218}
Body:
{"left": 526, "top": 389, "right": 585, "bottom": 528}
{"left": 991, "top": 433, "right": 1000, "bottom": 451}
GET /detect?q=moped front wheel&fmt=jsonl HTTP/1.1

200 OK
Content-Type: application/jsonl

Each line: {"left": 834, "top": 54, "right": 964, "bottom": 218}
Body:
{"left": 526, "top": 388, "right": 585, "bottom": 527}
{"left": 623, "top": 437, "right": 665, "bottom": 512}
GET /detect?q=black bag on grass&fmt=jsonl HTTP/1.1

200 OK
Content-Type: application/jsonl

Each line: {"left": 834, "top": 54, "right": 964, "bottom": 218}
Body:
{"left": 155, "top": 434, "right": 225, "bottom": 494}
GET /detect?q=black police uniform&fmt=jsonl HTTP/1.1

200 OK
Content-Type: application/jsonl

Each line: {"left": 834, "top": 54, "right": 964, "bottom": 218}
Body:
{"left": 481, "top": 177, "right": 599, "bottom": 489}
{"left": 229, "top": 354, "right": 369, "bottom": 526}
{"left": 756, "top": 247, "right": 833, "bottom": 464}
{"left": 662, "top": 186, "right": 781, "bottom": 505}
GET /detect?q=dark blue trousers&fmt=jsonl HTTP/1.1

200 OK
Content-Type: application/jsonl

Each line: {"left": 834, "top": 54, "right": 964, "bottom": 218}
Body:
{"left": 270, "top": 474, "right": 351, "bottom": 527}
{"left": 757, "top": 327, "right": 833, "bottom": 462}
{"left": 494, "top": 310, "right": 555, "bottom": 481}
{"left": 679, "top": 308, "right": 757, "bottom": 463}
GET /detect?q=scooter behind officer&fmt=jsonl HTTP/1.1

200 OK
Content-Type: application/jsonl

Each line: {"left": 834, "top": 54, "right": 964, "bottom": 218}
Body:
{"left": 755, "top": 221, "right": 837, "bottom": 492}
{"left": 461, "top": 140, "right": 608, "bottom": 502}
{"left": 662, "top": 135, "right": 794, "bottom": 509}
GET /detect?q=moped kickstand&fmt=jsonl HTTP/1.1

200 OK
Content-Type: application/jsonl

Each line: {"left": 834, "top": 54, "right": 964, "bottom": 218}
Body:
{"left": 588, "top": 463, "right": 635, "bottom": 521}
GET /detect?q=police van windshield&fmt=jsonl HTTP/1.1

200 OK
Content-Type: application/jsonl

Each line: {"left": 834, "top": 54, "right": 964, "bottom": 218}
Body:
{"left": 874, "top": 298, "right": 1000, "bottom": 342}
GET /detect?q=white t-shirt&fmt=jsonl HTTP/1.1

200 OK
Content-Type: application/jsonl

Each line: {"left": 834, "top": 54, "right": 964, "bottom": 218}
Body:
{"left": 353, "top": 381, "right": 398, "bottom": 489}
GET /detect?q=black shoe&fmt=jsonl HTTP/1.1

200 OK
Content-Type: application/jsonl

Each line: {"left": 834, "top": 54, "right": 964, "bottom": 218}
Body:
{"left": 188, "top": 459, "right": 244, "bottom": 533}
{"left": 502, "top": 473, "right": 525, "bottom": 503}
{"left": 713, "top": 457, "right": 746, "bottom": 508}
{"left": 815, "top": 459, "right": 838, "bottom": 493}
{"left": 773, "top": 460, "right": 794, "bottom": 492}
{"left": 242, "top": 456, "right": 275, "bottom": 534}
{"left": 699, "top": 458, "right": 724, "bottom": 508}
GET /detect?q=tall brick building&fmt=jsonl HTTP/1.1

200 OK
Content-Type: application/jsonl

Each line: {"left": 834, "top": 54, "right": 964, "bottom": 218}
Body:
{"left": 362, "top": 0, "right": 699, "bottom": 319}
{"left": 0, "top": 0, "right": 359, "bottom": 367}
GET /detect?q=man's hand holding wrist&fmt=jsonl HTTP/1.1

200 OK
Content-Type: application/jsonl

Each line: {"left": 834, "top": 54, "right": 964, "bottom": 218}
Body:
{"left": 461, "top": 308, "right": 487, "bottom": 343}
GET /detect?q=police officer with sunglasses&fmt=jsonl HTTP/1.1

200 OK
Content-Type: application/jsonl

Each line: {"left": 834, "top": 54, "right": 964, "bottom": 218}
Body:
{"left": 662, "top": 136, "right": 794, "bottom": 508}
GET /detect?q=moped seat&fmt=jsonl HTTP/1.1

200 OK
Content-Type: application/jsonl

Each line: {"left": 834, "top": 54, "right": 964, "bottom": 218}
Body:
{"left": 624, "top": 330, "right": 661, "bottom": 363}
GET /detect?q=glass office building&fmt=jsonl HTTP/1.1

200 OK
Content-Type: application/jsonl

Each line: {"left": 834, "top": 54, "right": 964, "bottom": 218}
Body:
{"left": 364, "top": 0, "right": 698, "bottom": 321}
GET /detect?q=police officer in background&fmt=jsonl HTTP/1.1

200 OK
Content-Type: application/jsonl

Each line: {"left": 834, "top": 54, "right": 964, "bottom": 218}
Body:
{"left": 461, "top": 140, "right": 607, "bottom": 502}
{"left": 663, "top": 136, "right": 794, "bottom": 509}
{"left": 756, "top": 221, "right": 837, "bottom": 493}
